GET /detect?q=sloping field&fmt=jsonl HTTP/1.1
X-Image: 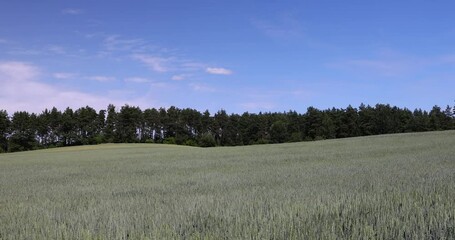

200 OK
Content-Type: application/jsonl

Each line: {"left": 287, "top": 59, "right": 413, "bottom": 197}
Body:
{"left": 0, "top": 131, "right": 454, "bottom": 239}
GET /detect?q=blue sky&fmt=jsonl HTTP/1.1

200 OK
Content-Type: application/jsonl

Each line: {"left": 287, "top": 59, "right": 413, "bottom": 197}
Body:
{"left": 1, "top": 1, "right": 454, "bottom": 114}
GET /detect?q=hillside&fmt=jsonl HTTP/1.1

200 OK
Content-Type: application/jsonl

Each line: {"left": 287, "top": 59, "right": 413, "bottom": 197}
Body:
{"left": 0, "top": 131, "right": 454, "bottom": 239}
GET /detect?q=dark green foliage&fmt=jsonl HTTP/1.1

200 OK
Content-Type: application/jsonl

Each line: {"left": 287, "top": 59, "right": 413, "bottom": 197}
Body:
{"left": 198, "top": 133, "right": 216, "bottom": 147}
{"left": 0, "top": 103, "right": 454, "bottom": 153}
{"left": 270, "top": 120, "right": 287, "bottom": 143}
{"left": 9, "top": 111, "right": 37, "bottom": 152}
{"left": 305, "top": 107, "right": 323, "bottom": 140}
{"left": 74, "top": 106, "right": 99, "bottom": 144}
{"left": 163, "top": 137, "right": 176, "bottom": 145}
{"left": 142, "top": 108, "right": 161, "bottom": 142}
{"left": 0, "top": 110, "right": 10, "bottom": 152}
{"left": 104, "top": 104, "right": 116, "bottom": 143}
{"left": 358, "top": 104, "right": 375, "bottom": 135}
{"left": 115, "top": 105, "right": 143, "bottom": 143}
{"left": 60, "top": 107, "right": 76, "bottom": 146}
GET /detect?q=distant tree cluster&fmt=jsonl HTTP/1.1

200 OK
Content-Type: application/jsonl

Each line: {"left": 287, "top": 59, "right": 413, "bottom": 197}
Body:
{"left": 0, "top": 103, "right": 454, "bottom": 153}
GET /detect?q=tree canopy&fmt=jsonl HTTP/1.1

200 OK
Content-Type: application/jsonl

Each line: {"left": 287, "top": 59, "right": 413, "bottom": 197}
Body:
{"left": 0, "top": 103, "right": 454, "bottom": 153}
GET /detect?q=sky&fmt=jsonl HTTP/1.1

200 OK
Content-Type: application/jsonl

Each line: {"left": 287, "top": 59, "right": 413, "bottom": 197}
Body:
{"left": 1, "top": 0, "right": 454, "bottom": 114}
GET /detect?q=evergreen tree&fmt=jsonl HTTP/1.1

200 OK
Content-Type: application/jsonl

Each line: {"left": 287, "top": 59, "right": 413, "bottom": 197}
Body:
{"left": 443, "top": 105, "right": 454, "bottom": 130}
{"left": 201, "top": 110, "right": 212, "bottom": 134}
{"left": 411, "top": 109, "right": 430, "bottom": 132}
{"left": 270, "top": 120, "right": 287, "bottom": 143}
{"left": 305, "top": 107, "right": 323, "bottom": 140}
{"left": 1, "top": 102, "right": 454, "bottom": 152}
{"left": 158, "top": 107, "right": 168, "bottom": 142}
{"left": 321, "top": 111, "right": 336, "bottom": 139}
{"left": 0, "top": 110, "right": 10, "bottom": 152}
{"left": 48, "top": 107, "right": 62, "bottom": 145}
{"left": 337, "top": 105, "right": 359, "bottom": 138}
{"left": 198, "top": 132, "right": 216, "bottom": 147}
{"left": 9, "top": 111, "right": 37, "bottom": 152}
{"left": 104, "top": 104, "right": 117, "bottom": 143}
{"left": 429, "top": 105, "right": 446, "bottom": 130}
{"left": 213, "top": 110, "right": 229, "bottom": 145}
{"left": 95, "top": 110, "right": 106, "bottom": 143}
{"left": 286, "top": 110, "right": 303, "bottom": 142}
{"left": 179, "top": 108, "right": 202, "bottom": 144}
{"left": 228, "top": 113, "right": 243, "bottom": 145}
{"left": 115, "top": 105, "right": 142, "bottom": 143}
{"left": 358, "top": 104, "right": 375, "bottom": 135}
{"left": 74, "top": 106, "right": 98, "bottom": 144}
{"left": 61, "top": 107, "right": 76, "bottom": 146}
{"left": 143, "top": 108, "right": 160, "bottom": 142}
{"left": 36, "top": 109, "right": 51, "bottom": 147}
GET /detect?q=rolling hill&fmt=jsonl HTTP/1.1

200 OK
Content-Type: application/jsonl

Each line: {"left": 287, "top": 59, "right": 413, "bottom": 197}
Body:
{"left": 0, "top": 131, "right": 454, "bottom": 239}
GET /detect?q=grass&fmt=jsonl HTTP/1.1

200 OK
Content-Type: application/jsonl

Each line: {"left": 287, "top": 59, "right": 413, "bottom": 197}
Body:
{"left": 0, "top": 131, "right": 454, "bottom": 239}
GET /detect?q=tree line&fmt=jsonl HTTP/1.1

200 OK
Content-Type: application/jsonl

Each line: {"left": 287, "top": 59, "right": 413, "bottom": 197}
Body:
{"left": 0, "top": 103, "right": 454, "bottom": 153}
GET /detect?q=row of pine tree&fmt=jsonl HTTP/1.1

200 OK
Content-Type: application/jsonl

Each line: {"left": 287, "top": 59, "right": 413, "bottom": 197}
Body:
{"left": 0, "top": 103, "right": 454, "bottom": 152}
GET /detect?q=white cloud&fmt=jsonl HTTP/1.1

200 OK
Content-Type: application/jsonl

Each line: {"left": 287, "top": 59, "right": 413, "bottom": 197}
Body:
{"left": 150, "top": 82, "right": 169, "bottom": 88}
{"left": 62, "top": 8, "right": 83, "bottom": 15}
{"left": 104, "top": 35, "right": 147, "bottom": 52}
{"left": 53, "top": 72, "right": 78, "bottom": 79}
{"left": 206, "top": 67, "right": 233, "bottom": 75}
{"left": 171, "top": 74, "right": 187, "bottom": 81}
{"left": 0, "top": 38, "right": 7, "bottom": 44}
{"left": 124, "top": 77, "right": 151, "bottom": 83}
{"left": 0, "top": 61, "right": 40, "bottom": 81}
{"left": 132, "top": 54, "right": 169, "bottom": 72}
{"left": 180, "top": 62, "right": 207, "bottom": 71}
{"left": 7, "top": 48, "right": 41, "bottom": 56}
{"left": 47, "top": 45, "right": 66, "bottom": 55}
{"left": 0, "top": 61, "right": 117, "bottom": 113}
{"left": 86, "top": 76, "right": 116, "bottom": 82}
{"left": 189, "top": 83, "right": 216, "bottom": 92}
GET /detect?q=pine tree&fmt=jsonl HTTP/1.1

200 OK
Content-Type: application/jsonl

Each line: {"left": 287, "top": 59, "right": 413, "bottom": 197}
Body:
{"left": 104, "top": 104, "right": 117, "bottom": 143}
{"left": 9, "top": 111, "right": 37, "bottom": 152}
{"left": 270, "top": 120, "right": 287, "bottom": 143}
{"left": 0, "top": 110, "right": 10, "bottom": 152}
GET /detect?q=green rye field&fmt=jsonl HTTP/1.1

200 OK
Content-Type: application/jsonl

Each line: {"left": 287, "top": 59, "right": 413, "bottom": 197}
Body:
{"left": 0, "top": 131, "right": 454, "bottom": 239}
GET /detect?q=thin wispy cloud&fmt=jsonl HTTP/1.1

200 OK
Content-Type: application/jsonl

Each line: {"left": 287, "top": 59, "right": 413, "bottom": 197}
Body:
{"left": 171, "top": 74, "right": 188, "bottom": 81}
{"left": 103, "top": 35, "right": 148, "bottom": 52}
{"left": 0, "top": 61, "right": 40, "bottom": 82}
{"left": 62, "top": 8, "right": 83, "bottom": 15}
{"left": 47, "top": 45, "right": 66, "bottom": 55}
{"left": 330, "top": 54, "right": 426, "bottom": 77}
{"left": 189, "top": 83, "right": 216, "bottom": 92}
{"left": 8, "top": 45, "right": 73, "bottom": 57}
{"left": 206, "top": 67, "right": 232, "bottom": 75}
{"left": 252, "top": 13, "right": 304, "bottom": 40}
{"left": 53, "top": 72, "right": 78, "bottom": 79}
{"left": 0, "top": 61, "right": 115, "bottom": 113}
{"left": 7, "top": 48, "right": 42, "bottom": 56}
{"left": 151, "top": 82, "right": 169, "bottom": 88}
{"left": 132, "top": 54, "right": 169, "bottom": 72}
{"left": 180, "top": 62, "right": 207, "bottom": 71}
{"left": 124, "top": 77, "right": 151, "bottom": 83}
{"left": 86, "top": 76, "right": 116, "bottom": 82}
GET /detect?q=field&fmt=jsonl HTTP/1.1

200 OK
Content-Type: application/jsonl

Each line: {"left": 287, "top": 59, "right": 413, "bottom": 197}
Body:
{"left": 0, "top": 131, "right": 454, "bottom": 239}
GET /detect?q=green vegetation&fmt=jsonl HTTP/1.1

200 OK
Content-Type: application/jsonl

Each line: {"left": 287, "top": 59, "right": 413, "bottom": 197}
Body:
{"left": 0, "top": 131, "right": 454, "bottom": 239}
{"left": 1, "top": 103, "right": 454, "bottom": 153}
